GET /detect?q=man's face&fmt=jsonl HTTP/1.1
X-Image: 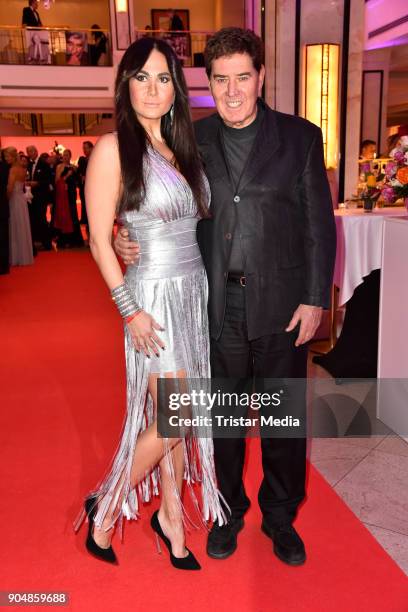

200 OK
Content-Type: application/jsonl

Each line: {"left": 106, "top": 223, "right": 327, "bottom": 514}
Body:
{"left": 26, "top": 146, "right": 38, "bottom": 161}
{"left": 83, "top": 143, "right": 92, "bottom": 157}
{"left": 209, "top": 52, "right": 265, "bottom": 129}
{"left": 362, "top": 143, "right": 376, "bottom": 159}
{"left": 32, "top": 1, "right": 39, "bottom": 10}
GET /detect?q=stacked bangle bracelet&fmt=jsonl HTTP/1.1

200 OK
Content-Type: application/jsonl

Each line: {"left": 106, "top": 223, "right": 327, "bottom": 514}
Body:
{"left": 111, "top": 282, "right": 142, "bottom": 320}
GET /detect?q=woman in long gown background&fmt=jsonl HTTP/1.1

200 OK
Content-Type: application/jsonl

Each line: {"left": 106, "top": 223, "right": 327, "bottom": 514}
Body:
{"left": 53, "top": 149, "right": 84, "bottom": 248}
{"left": 74, "top": 38, "right": 225, "bottom": 568}
{"left": 4, "top": 147, "right": 34, "bottom": 266}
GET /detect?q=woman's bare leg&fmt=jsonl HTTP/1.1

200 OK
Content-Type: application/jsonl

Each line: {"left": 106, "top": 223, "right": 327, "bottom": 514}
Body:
{"left": 153, "top": 370, "right": 188, "bottom": 558}
{"left": 92, "top": 369, "right": 187, "bottom": 553}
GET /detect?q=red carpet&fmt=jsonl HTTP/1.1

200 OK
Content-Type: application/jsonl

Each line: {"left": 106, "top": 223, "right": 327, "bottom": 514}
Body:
{"left": 0, "top": 251, "right": 406, "bottom": 612}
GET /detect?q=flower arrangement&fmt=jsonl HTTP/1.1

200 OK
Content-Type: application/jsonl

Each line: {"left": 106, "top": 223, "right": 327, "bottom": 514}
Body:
{"left": 357, "top": 170, "right": 382, "bottom": 212}
{"left": 381, "top": 137, "right": 408, "bottom": 206}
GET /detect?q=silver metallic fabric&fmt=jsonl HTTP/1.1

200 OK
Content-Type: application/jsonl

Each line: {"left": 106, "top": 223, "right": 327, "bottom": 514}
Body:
{"left": 74, "top": 146, "right": 227, "bottom": 535}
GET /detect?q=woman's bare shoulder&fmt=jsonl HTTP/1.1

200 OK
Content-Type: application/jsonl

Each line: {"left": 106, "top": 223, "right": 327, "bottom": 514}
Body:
{"left": 94, "top": 132, "right": 119, "bottom": 151}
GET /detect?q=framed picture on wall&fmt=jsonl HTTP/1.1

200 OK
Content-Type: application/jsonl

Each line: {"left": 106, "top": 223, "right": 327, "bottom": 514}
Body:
{"left": 151, "top": 9, "right": 190, "bottom": 32}
{"left": 151, "top": 9, "right": 191, "bottom": 65}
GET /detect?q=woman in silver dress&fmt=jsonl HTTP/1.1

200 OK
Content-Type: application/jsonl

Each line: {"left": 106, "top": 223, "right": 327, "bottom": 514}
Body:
{"left": 74, "top": 38, "right": 225, "bottom": 568}
{"left": 4, "top": 147, "right": 34, "bottom": 267}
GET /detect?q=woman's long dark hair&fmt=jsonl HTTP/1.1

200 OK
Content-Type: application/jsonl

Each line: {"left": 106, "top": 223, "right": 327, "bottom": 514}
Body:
{"left": 115, "top": 37, "right": 208, "bottom": 217}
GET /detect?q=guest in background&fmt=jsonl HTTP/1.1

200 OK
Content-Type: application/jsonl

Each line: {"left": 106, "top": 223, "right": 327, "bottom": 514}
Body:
{"left": 379, "top": 133, "right": 400, "bottom": 158}
{"left": 143, "top": 25, "right": 153, "bottom": 37}
{"left": 22, "top": 0, "right": 42, "bottom": 27}
{"left": 4, "top": 147, "right": 34, "bottom": 267}
{"left": 0, "top": 150, "right": 10, "bottom": 274}
{"left": 46, "top": 153, "right": 58, "bottom": 225}
{"left": 19, "top": 154, "right": 30, "bottom": 172}
{"left": 77, "top": 141, "right": 93, "bottom": 225}
{"left": 360, "top": 139, "right": 376, "bottom": 160}
{"left": 54, "top": 149, "right": 83, "bottom": 248}
{"left": 26, "top": 145, "right": 52, "bottom": 251}
{"left": 90, "top": 25, "right": 108, "bottom": 66}
{"left": 169, "top": 10, "right": 184, "bottom": 31}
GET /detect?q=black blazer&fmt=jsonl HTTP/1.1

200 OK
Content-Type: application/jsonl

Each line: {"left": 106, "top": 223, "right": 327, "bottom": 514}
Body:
{"left": 22, "top": 7, "right": 42, "bottom": 27}
{"left": 195, "top": 99, "right": 337, "bottom": 341}
{"left": 29, "top": 159, "right": 51, "bottom": 200}
{"left": 0, "top": 161, "right": 9, "bottom": 222}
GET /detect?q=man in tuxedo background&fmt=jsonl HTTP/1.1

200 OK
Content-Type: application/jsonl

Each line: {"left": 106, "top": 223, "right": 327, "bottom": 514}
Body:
{"left": 114, "top": 28, "right": 336, "bottom": 566}
{"left": 0, "top": 155, "right": 10, "bottom": 275}
{"left": 22, "top": 0, "right": 42, "bottom": 27}
{"left": 77, "top": 141, "right": 94, "bottom": 226}
{"left": 26, "top": 145, "right": 52, "bottom": 251}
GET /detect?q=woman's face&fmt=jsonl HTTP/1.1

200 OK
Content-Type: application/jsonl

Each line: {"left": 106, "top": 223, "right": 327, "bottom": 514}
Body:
{"left": 20, "top": 156, "right": 28, "bottom": 169}
{"left": 4, "top": 150, "right": 16, "bottom": 165}
{"left": 62, "top": 150, "right": 71, "bottom": 164}
{"left": 129, "top": 48, "right": 175, "bottom": 124}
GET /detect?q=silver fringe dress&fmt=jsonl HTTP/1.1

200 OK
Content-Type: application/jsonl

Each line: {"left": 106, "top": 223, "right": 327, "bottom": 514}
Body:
{"left": 74, "top": 146, "right": 226, "bottom": 535}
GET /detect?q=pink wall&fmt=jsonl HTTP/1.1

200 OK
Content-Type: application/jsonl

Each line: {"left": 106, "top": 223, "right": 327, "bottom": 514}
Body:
{"left": 0, "top": 136, "right": 99, "bottom": 163}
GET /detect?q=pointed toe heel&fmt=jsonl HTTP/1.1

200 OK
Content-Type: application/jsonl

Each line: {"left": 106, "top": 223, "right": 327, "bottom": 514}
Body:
{"left": 151, "top": 510, "right": 201, "bottom": 571}
{"left": 84, "top": 496, "right": 118, "bottom": 565}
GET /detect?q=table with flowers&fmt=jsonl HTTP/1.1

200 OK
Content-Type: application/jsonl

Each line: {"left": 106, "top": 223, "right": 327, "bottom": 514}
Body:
{"left": 313, "top": 201, "right": 408, "bottom": 378}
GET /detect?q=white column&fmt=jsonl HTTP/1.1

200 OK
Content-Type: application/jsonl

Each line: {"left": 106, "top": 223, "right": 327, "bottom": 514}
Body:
{"left": 263, "top": 0, "right": 366, "bottom": 203}
{"left": 109, "top": 0, "right": 135, "bottom": 66}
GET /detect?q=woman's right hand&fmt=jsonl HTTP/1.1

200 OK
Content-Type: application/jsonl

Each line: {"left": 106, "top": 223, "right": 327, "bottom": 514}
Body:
{"left": 127, "top": 310, "right": 165, "bottom": 357}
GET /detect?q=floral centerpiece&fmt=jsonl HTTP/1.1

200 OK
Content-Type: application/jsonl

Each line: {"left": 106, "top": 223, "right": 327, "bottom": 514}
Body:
{"left": 359, "top": 172, "right": 382, "bottom": 212}
{"left": 381, "top": 137, "right": 408, "bottom": 210}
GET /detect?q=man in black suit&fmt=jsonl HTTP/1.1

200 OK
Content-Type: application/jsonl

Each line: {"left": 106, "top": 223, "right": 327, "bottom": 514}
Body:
{"left": 0, "top": 156, "right": 10, "bottom": 274}
{"left": 114, "top": 28, "right": 336, "bottom": 566}
{"left": 77, "top": 141, "right": 94, "bottom": 225}
{"left": 22, "top": 0, "right": 42, "bottom": 27}
{"left": 26, "top": 145, "right": 52, "bottom": 250}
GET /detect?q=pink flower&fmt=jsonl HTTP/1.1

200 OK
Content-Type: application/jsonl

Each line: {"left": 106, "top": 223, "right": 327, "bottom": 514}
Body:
{"left": 385, "top": 162, "right": 397, "bottom": 177}
{"left": 393, "top": 149, "right": 405, "bottom": 163}
{"left": 382, "top": 186, "right": 395, "bottom": 203}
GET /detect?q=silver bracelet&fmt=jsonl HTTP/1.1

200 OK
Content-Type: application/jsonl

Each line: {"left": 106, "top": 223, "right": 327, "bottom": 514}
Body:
{"left": 111, "top": 282, "right": 142, "bottom": 319}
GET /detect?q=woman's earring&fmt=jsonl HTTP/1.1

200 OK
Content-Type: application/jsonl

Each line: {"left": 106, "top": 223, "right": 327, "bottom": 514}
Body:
{"left": 170, "top": 104, "right": 174, "bottom": 124}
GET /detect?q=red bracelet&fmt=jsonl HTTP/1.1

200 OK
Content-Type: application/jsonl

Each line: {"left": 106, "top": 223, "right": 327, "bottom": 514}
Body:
{"left": 125, "top": 310, "right": 143, "bottom": 324}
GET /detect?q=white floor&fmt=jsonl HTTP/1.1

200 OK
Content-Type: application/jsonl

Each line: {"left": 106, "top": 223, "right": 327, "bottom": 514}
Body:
{"left": 309, "top": 360, "right": 408, "bottom": 576}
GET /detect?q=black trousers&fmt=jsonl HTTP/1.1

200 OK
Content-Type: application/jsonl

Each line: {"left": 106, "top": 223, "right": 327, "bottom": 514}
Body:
{"left": 79, "top": 185, "right": 88, "bottom": 225}
{"left": 30, "top": 195, "right": 51, "bottom": 248}
{"left": 0, "top": 212, "right": 10, "bottom": 274}
{"left": 210, "top": 281, "right": 308, "bottom": 527}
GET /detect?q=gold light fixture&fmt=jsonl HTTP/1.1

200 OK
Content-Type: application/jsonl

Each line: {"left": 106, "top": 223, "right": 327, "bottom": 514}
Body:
{"left": 305, "top": 44, "right": 339, "bottom": 169}
{"left": 115, "top": 0, "right": 128, "bottom": 13}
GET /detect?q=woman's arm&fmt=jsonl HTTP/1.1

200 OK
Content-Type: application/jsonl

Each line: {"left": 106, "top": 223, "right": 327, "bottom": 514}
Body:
{"left": 86, "top": 132, "right": 124, "bottom": 291}
{"left": 87, "top": 133, "right": 165, "bottom": 357}
{"left": 6, "top": 167, "right": 16, "bottom": 199}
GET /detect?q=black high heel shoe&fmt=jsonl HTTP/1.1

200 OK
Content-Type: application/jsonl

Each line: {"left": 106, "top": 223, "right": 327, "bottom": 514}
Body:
{"left": 151, "top": 510, "right": 201, "bottom": 570}
{"left": 84, "top": 496, "right": 118, "bottom": 565}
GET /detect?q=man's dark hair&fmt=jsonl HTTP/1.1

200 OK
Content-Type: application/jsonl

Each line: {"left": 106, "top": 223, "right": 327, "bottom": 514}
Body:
{"left": 28, "top": 0, "right": 37, "bottom": 6}
{"left": 204, "top": 27, "right": 264, "bottom": 78}
{"left": 83, "top": 141, "right": 94, "bottom": 148}
{"left": 360, "top": 139, "right": 376, "bottom": 152}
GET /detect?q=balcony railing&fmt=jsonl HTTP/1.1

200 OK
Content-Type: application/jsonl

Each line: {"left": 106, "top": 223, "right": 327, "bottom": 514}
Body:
{"left": 0, "top": 27, "right": 213, "bottom": 68}
{"left": 0, "top": 26, "right": 111, "bottom": 66}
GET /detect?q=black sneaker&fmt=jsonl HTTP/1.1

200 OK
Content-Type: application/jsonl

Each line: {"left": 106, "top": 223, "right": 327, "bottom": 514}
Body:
{"left": 261, "top": 520, "right": 306, "bottom": 566}
{"left": 206, "top": 517, "right": 244, "bottom": 560}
